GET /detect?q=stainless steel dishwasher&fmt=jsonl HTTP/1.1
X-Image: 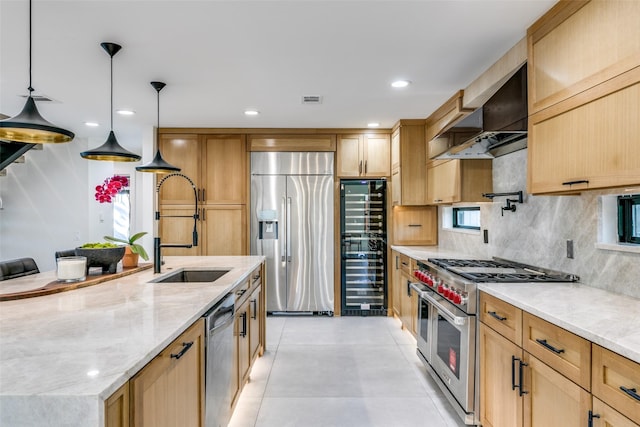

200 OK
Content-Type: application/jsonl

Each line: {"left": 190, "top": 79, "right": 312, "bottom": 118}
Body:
{"left": 203, "top": 293, "right": 235, "bottom": 427}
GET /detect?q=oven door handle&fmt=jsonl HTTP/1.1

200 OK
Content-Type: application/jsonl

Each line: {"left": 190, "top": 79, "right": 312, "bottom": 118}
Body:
{"left": 421, "top": 290, "right": 467, "bottom": 326}
{"left": 410, "top": 282, "right": 425, "bottom": 294}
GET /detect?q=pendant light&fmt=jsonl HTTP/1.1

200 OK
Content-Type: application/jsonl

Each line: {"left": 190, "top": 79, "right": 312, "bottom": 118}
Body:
{"left": 136, "top": 82, "right": 180, "bottom": 174}
{"left": 80, "top": 42, "right": 141, "bottom": 162}
{"left": 0, "top": 0, "right": 74, "bottom": 144}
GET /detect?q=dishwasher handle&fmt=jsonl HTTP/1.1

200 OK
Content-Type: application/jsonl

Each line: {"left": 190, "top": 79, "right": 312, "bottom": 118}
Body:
{"left": 204, "top": 294, "right": 235, "bottom": 334}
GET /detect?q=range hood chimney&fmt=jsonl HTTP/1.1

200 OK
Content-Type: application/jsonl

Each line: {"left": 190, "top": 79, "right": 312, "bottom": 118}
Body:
{"left": 435, "top": 65, "right": 528, "bottom": 160}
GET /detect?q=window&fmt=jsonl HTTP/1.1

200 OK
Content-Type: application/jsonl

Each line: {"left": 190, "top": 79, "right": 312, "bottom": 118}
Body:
{"left": 618, "top": 195, "right": 640, "bottom": 244}
{"left": 453, "top": 207, "right": 481, "bottom": 230}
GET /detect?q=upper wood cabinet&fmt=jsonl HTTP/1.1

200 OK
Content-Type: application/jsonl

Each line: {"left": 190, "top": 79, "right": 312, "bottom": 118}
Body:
{"left": 425, "top": 90, "right": 473, "bottom": 143}
{"left": 527, "top": 0, "right": 640, "bottom": 194}
{"left": 159, "top": 134, "right": 246, "bottom": 205}
{"left": 337, "top": 134, "right": 390, "bottom": 178}
{"left": 391, "top": 206, "right": 438, "bottom": 245}
{"left": 248, "top": 134, "right": 336, "bottom": 151}
{"left": 527, "top": 0, "right": 640, "bottom": 114}
{"left": 426, "top": 159, "right": 492, "bottom": 205}
{"left": 391, "top": 120, "right": 427, "bottom": 206}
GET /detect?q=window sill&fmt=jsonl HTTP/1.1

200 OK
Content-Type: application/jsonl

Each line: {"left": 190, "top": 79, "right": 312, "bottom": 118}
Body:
{"left": 595, "top": 242, "right": 640, "bottom": 254}
{"left": 442, "top": 226, "right": 481, "bottom": 236}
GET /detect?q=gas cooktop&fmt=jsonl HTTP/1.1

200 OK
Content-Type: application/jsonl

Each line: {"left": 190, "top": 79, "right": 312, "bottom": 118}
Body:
{"left": 427, "top": 258, "right": 579, "bottom": 283}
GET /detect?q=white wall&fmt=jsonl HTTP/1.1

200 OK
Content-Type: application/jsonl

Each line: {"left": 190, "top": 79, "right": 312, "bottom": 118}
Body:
{"left": 0, "top": 128, "right": 156, "bottom": 273}
{"left": 438, "top": 148, "right": 640, "bottom": 299}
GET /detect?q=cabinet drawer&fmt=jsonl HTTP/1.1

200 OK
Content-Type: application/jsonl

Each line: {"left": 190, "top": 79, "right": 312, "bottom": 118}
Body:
{"left": 523, "top": 313, "right": 591, "bottom": 390}
{"left": 592, "top": 397, "right": 640, "bottom": 427}
{"left": 234, "top": 279, "right": 251, "bottom": 307}
{"left": 249, "top": 266, "right": 262, "bottom": 288}
{"left": 592, "top": 345, "right": 640, "bottom": 425}
{"left": 391, "top": 206, "right": 438, "bottom": 245}
{"left": 479, "top": 292, "right": 522, "bottom": 346}
{"left": 399, "top": 254, "right": 411, "bottom": 275}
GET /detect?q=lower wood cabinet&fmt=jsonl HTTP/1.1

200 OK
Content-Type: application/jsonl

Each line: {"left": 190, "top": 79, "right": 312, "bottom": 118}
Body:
{"left": 479, "top": 292, "right": 640, "bottom": 427}
{"left": 105, "top": 383, "right": 129, "bottom": 427}
{"left": 130, "top": 319, "right": 205, "bottom": 427}
{"left": 391, "top": 251, "right": 402, "bottom": 317}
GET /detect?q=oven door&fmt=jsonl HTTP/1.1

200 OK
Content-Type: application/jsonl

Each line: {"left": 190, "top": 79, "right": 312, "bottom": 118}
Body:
{"left": 411, "top": 283, "right": 432, "bottom": 364}
{"left": 423, "top": 291, "right": 476, "bottom": 413}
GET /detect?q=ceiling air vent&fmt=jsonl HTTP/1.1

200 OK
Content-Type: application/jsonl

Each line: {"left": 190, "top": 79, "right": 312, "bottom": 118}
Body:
{"left": 301, "top": 95, "right": 323, "bottom": 104}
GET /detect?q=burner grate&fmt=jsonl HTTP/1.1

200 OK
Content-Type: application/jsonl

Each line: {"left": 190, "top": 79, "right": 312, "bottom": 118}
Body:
{"left": 429, "top": 258, "right": 514, "bottom": 269}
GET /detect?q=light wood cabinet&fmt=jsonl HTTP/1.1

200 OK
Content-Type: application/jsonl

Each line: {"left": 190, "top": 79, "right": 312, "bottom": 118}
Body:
{"left": 337, "top": 134, "right": 390, "bottom": 178}
{"left": 248, "top": 283, "right": 262, "bottom": 361}
{"left": 158, "top": 133, "right": 248, "bottom": 256}
{"left": 391, "top": 251, "right": 402, "bottom": 318}
{"left": 391, "top": 120, "right": 427, "bottom": 206}
{"left": 233, "top": 297, "right": 251, "bottom": 407}
{"left": 391, "top": 206, "right": 438, "bottom": 245}
{"left": 523, "top": 351, "right": 591, "bottom": 427}
{"left": 527, "top": 0, "right": 640, "bottom": 115}
{"left": 479, "top": 323, "right": 523, "bottom": 427}
{"left": 399, "top": 269, "right": 416, "bottom": 337}
{"left": 426, "top": 159, "right": 492, "bottom": 205}
{"left": 526, "top": 0, "right": 640, "bottom": 194}
{"left": 248, "top": 134, "right": 336, "bottom": 151}
{"left": 130, "top": 320, "right": 205, "bottom": 427}
{"left": 425, "top": 90, "right": 473, "bottom": 143}
{"left": 105, "top": 383, "right": 129, "bottom": 427}
{"left": 592, "top": 397, "right": 640, "bottom": 427}
{"left": 479, "top": 292, "right": 522, "bottom": 346}
{"left": 592, "top": 345, "right": 640, "bottom": 425}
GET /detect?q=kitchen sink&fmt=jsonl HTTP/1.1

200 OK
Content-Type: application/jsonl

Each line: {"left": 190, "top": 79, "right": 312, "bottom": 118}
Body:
{"left": 152, "top": 269, "right": 231, "bottom": 283}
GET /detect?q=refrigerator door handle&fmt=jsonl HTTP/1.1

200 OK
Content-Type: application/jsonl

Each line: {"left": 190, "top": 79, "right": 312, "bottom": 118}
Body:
{"left": 281, "top": 197, "right": 286, "bottom": 262}
{"left": 287, "top": 197, "right": 292, "bottom": 262}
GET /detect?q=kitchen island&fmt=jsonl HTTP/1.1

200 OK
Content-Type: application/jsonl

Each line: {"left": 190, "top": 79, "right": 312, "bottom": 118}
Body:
{"left": 0, "top": 256, "right": 264, "bottom": 427}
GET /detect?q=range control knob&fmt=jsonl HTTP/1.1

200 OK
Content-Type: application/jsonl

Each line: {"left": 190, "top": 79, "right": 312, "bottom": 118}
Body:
{"left": 453, "top": 293, "right": 462, "bottom": 304}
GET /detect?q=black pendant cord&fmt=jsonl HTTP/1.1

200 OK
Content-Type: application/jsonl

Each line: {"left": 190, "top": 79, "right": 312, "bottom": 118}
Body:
{"left": 157, "top": 87, "right": 160, "bottom": 129}
{"left": 28, "top": 0, "right": 33, "bottom": 94}
{"left": 110, "top": 53, "right": 114, "bottom": 131}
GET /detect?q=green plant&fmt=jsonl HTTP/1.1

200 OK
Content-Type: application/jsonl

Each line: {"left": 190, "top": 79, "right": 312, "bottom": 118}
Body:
{"left": 103, "top": 232, "right": 149, "bottom": 261}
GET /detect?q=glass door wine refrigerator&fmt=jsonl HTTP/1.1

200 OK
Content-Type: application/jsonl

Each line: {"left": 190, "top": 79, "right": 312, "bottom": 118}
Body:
{"left": 340, "top": 179, "right": 387, "bottom": 316}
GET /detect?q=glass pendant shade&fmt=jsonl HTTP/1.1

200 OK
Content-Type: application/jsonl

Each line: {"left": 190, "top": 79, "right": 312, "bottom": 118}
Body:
{"left": 0, "top": 0, "right": 74, "bottom": 144}
{"left": 136, "top": 81, "right": 180, "bottom": 174}
{"left": 80, "top": 42, "right": 141, "bottom": 162}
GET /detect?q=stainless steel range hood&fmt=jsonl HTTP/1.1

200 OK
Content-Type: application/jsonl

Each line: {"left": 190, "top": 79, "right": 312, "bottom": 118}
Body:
{"left": 435, "top": 65, "right": 528, "bottom": 160}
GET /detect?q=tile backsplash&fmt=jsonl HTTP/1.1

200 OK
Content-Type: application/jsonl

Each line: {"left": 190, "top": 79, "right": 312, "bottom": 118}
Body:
{"left": 438, "top": 149, "right": 640, "bottom": 299}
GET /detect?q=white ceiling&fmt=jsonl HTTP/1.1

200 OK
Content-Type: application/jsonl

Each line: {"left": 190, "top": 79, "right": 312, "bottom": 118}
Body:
{"left": 0, "top": 0, "right": 555, "bottom": 150}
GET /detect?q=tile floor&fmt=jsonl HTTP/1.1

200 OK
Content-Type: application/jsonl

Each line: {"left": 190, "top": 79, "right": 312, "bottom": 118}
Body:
{"left": 228, "top": 316, "right": 467, "bottom": 427}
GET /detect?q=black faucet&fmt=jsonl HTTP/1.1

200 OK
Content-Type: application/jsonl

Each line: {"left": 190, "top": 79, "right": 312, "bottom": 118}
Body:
{"left": 154, "top": 173, "right": 199, "bottom": 273}
{"left": 482, "top": 191, "right": 524, "bottom": 216}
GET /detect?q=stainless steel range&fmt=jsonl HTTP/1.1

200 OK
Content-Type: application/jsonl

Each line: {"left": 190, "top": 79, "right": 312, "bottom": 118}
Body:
{"left": 410, "top": 257, "right": 578, "bottom": 426}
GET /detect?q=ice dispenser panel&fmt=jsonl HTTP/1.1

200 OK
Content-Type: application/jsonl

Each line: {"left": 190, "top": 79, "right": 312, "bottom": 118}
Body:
{"left": 258, "top": 210, "right": 278, "bottom": 239}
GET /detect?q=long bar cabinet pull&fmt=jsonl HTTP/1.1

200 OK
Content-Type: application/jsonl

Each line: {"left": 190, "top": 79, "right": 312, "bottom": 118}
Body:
{"left": 197, "top": 189, "right": 201, "bottom": 201}
{"left": 518, "top": 359, "right": 528, "bottom": 396}
{"left": 201, "top": 188, "right": 206, "bottom": 203}
{"left": 359, "top": 160, "right": 363, "bottom": 174}
{"left": 511, "top": 355, "right": 518, "bottom": 391}
{"left": 620, "top": 386, "right": 640, "bottom": 401}
{"left": 170, "top": 341, "right": 194, "bottom": 360}
{"left": 588, "top": 410, "right": 600, "bottom": 427}
{"left": 251, "top": 299, "right": 258, "bottom": 319}
{"left": 536, "top": 338, "right": 565, "bottom": 354}
{"left": 364, "top": 160, "right": 367, "bottom": 174}
{"left": 488, "top": 311, "right": 507, "bottom": 321}
{"left": 240, "top": 312, "right": 247, "bottom": 337}
{"left": 408, "top": 224, "right": 422, "bottom": 227}
{"left": 561, "top": 179, "right": 589, "bottom": 186}
{"left": 201, "top": 208, "right": 206, "bottom": 221}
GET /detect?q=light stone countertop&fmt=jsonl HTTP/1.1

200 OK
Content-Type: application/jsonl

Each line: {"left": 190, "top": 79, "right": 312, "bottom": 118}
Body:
{"left": 0, "top": 256, "right": 264, "bottom": 427}
{"left": 391, "top": 245, "right": 640, "bottom": 365}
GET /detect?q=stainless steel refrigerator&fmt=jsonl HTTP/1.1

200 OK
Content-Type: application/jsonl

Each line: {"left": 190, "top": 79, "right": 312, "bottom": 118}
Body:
{"left": 250, "top": 152, "right": 334, "bottom": 315}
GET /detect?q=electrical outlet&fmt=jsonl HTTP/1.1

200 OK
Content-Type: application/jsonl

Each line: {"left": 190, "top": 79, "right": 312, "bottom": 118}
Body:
{"left": 566, "top": 240, "right": 574, "bottom": 259}
{"left": 483, "top": 229, "right": 489, "bottom": 244}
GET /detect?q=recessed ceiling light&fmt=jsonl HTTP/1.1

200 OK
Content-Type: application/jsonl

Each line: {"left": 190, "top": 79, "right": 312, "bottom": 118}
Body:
{"left": 391, "top": 80, "right": 411, "bottom": 88}
{"left": 367, "top": 122, "right": 380, "bottom": 128}
{"left": 85, "top": 122, "right": 99, "bottom": 127}
{"left": 244, "top": 110, "right": 260, "bottom": 116}
{"left": 116, "top": 109, "right": 135, "bottom": 116}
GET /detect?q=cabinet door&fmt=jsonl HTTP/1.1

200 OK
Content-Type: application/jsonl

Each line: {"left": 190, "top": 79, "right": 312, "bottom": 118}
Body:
{"left": 394, "top": 123, "right": 427, "bottom": 205}
{"left": 105, "top": 383, "right": 129, "bottom": 427}
{"left": 202, "top": 135, "right": 246, "bottom": 204}
{"left": 337, "top": 135, "right": 363, "bottom": 177}
{"left": 392, "top": 206, "right": 438, "bottom": 245}
{"left": 235, "top": 301, "right": 251, "bottom": 397}
{"left": 527, "top": 0, "right": 640, "bottom": 113}
{"left": 522, "top": 352, "right": 591, "bottom": 427}
{"left": 428, "top": 160, "right": 459, "bottom": 204}
{"left": 479, "top": 323, "right": 523, "bottom": 427}
{"left": 391, "top": 251, "right": 401, "bottom": 317}
{"left": 363, "top": 134, "right": 390, "bottom": 177}
{"left": 158, "top": 134, "right": 201, "bottom": 205}
{"left": 399, "top": 271, "right": 414, "bottom": 335}
{"left": 201, "top": 205, "right": 247, "bottom": 255}
{"left": 131, "top": 320, "right": 205, "bottom": 427}
{"left": 249, "top": 284, "right": 262, "bottom": 361}
{"left": 528, "top": 74, "right": 640, "bottom": 194}
{"left": 391, "top": 129, "right": 400, "bottom": 173}
{"left": 592, "top": 398, "right": 640, "bottom": 427}
{"left": 158, "top": 206, "right": 202, "bottom": 256}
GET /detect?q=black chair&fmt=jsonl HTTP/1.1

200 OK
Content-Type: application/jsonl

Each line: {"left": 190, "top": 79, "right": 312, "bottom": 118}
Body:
{"left": 0, "top": 258, "right": 40, "bottom": 281}
{"left": 55, "top": 249, "right": 76, "bottom": 260}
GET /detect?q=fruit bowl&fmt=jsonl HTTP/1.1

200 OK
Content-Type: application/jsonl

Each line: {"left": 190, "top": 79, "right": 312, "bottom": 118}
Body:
{"left": 75, "top": 246, "right": 125, "bottom": 274}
